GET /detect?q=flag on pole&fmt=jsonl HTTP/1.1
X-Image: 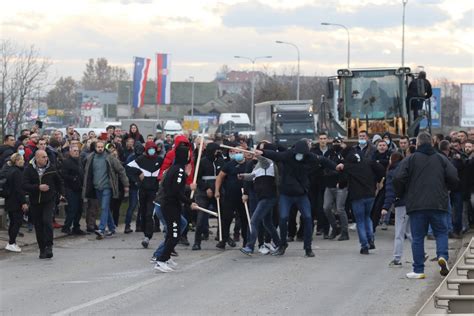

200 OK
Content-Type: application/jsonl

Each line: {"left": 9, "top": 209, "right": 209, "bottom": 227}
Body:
{"left": 132, "top": 56, "right": 151, "bottom": 108}
{"left": 156, "top": 53, "right": 171, "bottom": 105}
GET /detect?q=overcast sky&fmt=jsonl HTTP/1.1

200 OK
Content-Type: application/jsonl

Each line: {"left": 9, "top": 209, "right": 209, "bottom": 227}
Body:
{"left": 2, "top": 0, "right": 473, "bottom": 84}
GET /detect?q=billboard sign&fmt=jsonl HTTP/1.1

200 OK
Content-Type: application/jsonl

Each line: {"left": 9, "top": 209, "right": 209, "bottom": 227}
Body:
{"left": 420, "top": 87, "right": 441, "bottom": 128}
{"left": 460, "top": 83, "right": 474, "bottom": 127}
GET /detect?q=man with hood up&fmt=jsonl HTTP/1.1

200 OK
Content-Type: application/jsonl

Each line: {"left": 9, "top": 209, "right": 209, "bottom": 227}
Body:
{"left": 153, "top": 144, "right": 197, "bottom": 273}
{"left": 255, "top": 139, "right": 337, "bottom": 257}
{"left": 336, "top": 147, "right": 385, "bottom": 255}
{"left": 192, "top": 142, "right": 225, "bottom": 250}
{"left": 158, "top": 134, "right": 196, "bottom": 245}
{"left": 127, "top": 141, "right": 163, "bottom": 248}
{"left": 23, "top": 150, "right": 65, "bottom": 259}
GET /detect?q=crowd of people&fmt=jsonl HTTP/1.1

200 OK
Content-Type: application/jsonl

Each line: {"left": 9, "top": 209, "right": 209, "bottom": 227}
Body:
{"left": 0, "top": 122, "right": 473, "bottom": 277}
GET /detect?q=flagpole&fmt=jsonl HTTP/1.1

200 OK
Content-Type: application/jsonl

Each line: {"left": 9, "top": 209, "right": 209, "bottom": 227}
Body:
{"left": 156, "top": 53, "right": 160, "bottom": 121}
{"left": 130, "top": 56, "right": 135, "bottom": 119}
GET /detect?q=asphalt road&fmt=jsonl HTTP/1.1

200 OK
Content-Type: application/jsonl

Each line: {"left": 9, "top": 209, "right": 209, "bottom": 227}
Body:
{"left": 0, "top": 222, "right": 462, "bottom": 315}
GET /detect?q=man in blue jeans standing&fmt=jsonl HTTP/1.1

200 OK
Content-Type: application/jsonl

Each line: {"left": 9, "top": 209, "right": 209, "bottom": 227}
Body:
{"left": 336, "top": 148, "right": 385, "bottom": 254}
{"left": 255, "top": 139, "right": 336, "bottom": 257}
{"left": 394, "top": 132, "right": 458, "bottom": 279}
{"left": 83, "top": 140, "right": 129, "bottom": 239}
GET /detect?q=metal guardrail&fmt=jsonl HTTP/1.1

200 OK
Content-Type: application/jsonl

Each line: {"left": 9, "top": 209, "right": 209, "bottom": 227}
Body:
{"left": 416, "top": 237, "right": 474, "bottom": 315}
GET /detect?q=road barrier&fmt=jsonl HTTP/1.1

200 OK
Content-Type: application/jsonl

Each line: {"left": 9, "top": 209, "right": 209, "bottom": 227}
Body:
{"left": 417, "top": 237, "right": 474, "bottom": 314}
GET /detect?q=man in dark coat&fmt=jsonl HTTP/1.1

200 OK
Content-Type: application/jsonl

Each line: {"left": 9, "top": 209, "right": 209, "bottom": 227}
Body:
{"left": 23, "top": 150, "right": 65, "bottom": 259}
{"left": 393, "top": 132, "right": 458, "bottom": 279}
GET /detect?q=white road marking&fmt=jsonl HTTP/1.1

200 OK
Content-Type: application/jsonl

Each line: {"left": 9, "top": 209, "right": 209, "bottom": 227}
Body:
{"left": 51, "top": 252, "right": 226, "bottom": 316}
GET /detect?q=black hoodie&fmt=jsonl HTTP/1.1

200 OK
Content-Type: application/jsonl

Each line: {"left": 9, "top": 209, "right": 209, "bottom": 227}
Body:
{"left": 340, "top": 149, "right": 386, "bottom": 201}
{"left": 196, "top": 142, "right": 225, "bottom": 193}
{"left": 393, "top": 143, "right": 459, "bottom": 213}
{"left": 160, "top": 144, "right": 192, "bottom": 206}
{"left": 262, "top": 139, "right": 336, "bottom": 196}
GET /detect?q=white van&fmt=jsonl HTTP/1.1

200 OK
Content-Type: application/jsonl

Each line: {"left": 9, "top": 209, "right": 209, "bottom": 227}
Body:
{"left": 164, "top": 120, "right": 183, "bottom": 136}
{"left": 217, "top": 113, "right": 255, "bottom": 136}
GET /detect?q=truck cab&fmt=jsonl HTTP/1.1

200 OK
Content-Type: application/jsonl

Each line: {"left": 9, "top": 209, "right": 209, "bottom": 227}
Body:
{"left": 255, "top": 100, "right": 317, "bottom": 147}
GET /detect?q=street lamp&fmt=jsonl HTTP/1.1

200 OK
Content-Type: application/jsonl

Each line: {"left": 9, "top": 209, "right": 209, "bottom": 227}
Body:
{"left": 125, "top": 85, "right": 132, "bottom": 119}
{"left": 402, "top": 0, "right": 408, "bottom": 67}
{"left": 276, "top": 41, "right": 301, "bottom": 100}
{"left": 321, "top": 22, "right": 350, "bottom": 69}
{"left": 234, "top": 55, "right": 272, "bottom": 127}
{"left": 189, "top": 76, "right": 195, "bottom": 123}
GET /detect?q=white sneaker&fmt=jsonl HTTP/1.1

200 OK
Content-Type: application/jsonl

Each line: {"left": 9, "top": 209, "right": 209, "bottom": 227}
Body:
{"left": 258, "top": 245, "right": 270, "bottom": 255}
{"left": 154, "top": 261, "right": 174, "bottom": 273}
{"left": 166, "top": 258, "right": 178, "bottom": 268}
{"left": 406, "top": 272, "right": 426, "bottom": 279}
{"left": 5, "top": 243, "right": 22, "bottom": 253}
{"left": 264, "top": 242, "right": 276, "bottom": 253}
{"left": 438, "top": 257, "right": 450, "bottom": 277}
{"left": 349, "top": 223, "right": 357, "bottom": 231}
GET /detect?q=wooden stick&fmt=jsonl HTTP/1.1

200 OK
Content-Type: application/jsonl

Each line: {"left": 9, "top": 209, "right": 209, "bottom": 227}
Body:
{"left": 241, "top": 188, "right": 252, "bottom": 234}
{"left": 217, "top": 197, "right": 223, "bottom": 242}
{"left": 193, "top": 205, "right": 218, "bottom": 217}
{"left": 190, "top": 131, "right": 205, "bottom": 199}
{"left": 220, "top": 144, "right": 255, "bottom": 155}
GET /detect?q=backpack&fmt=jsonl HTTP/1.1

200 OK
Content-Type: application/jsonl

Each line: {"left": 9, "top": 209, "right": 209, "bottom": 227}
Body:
{"left": 0, "top": 165, "right": 13, "bottom": 198}
{"left": 415, "top": 78, "right": 426, "bottom": 98}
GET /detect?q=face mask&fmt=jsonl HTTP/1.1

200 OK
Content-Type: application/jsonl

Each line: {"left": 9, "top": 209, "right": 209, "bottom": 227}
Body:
{"left": 147, "top": 148, "right": 156, "bottom": 156}
{"left": 18, "top": 149, "right": 25, "bottom": 156}
{"left": 385, "top": 140, "right": 391, "bottom": 145}
{"left": 333, "top": 144, "right": 341, "bottom": 152}
{"left": 233, "top": 153, "right": 244, "bottom": 162}
{"left": 359, "top": 139, "right": 367, "bottom": 146}
{"left": 295, "top": 153, "right": 304, "bottom": 161}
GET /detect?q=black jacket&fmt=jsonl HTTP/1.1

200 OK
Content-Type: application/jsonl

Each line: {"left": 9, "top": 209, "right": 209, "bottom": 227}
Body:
{"left": 3, "top": 164, "right": 27, "bottom": 211}
{"left": 23, "top": 160, "right": 64, "bottom": 205}
{"left": 341, "top": 153, "right": 385, "bottom": 201}
{"left": 61, "top": 156, "right": 84, "bottom": 192}
{"left": 393, "top": 144, "right": 459, "bottom": 213}
{"left": 126, "top": 154, "right": 163, "bottom": 191}
{"left": 196, "top": 143, "right": 225, "bottom": 193}
{"left": 158, "top": 145, "right": 192, "bottom": 206}
{"left": 0, "top": 145, "right": 14, "bottom": 168}
{"left": 372, "top": 150, "right": 391, "bottom": 169}
{"left": 262, "top": 140, "right": 336, "bottom": 196}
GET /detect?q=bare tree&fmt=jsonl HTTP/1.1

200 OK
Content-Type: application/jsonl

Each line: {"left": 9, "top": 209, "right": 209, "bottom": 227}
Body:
{"left": 1, "top": 41, "right": 51, "bottom": 136}
{"left": 0, "top": 40, "right": 16, "bottom": 137}
{"left": 81, "top": 57, "right": 129, "bottom": 91}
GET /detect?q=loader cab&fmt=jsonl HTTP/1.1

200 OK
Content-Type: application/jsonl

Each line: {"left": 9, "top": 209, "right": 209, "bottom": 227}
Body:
{"left": 331, "top": 67, "right": 412, "bottom": 138}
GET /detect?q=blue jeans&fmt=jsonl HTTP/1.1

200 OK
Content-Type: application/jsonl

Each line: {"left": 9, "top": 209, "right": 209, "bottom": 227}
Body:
{"left": 153, "top": 203, "right": 188, "bottom": 258}
{"left": 279, "top": 194, "right": 313, "bottom": 250}
{"left": 450, "top": 192, "right": 463, "bottom": 234}
{"left": 428, "top": 195, "right": 453, "bottom": 235}
{"left": 246, "top": 197, "right": 280, "bottom": 250}
{"left": 124, "top": 188, "right": 139, "bottom": 226}
{"left": 351, "top": 197, "right": 375, "bottom": 249}
{"left": 409, "top": 210, "right": 449, "bottom": 273}
{"left": 96, "top": 189, "right": 115, "bottom": 232}
{"left": 64, "top": 189, "right": 82, "bottom": 231}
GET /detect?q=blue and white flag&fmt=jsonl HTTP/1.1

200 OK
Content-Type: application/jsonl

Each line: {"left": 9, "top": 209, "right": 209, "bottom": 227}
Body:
{"left": 132, "top": 56, "right": 151, "bottom": 108}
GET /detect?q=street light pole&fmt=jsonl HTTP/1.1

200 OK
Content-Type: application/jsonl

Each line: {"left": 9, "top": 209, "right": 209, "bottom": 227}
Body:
{"left": 402, "top": 0, "right": 408, "bottom": 67}
{"left": 276, "top": 41, "right": 301, "bottom": 100}
{"left": 189, "top": 76, "right": 195, "bottom": 123}
{"left": 321, "top": 22, "right": 350, "bottom": 69}
{"left": 234, "top": 55, "right": 272, "bottom": 127}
